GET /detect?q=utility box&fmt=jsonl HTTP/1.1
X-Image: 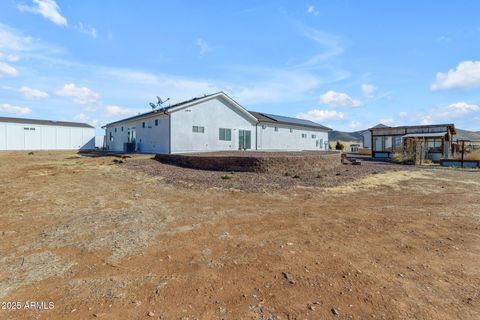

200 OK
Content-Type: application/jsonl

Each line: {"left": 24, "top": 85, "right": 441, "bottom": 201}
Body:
{"left": 123, "top": 142, "right": 135, "bottom": 153}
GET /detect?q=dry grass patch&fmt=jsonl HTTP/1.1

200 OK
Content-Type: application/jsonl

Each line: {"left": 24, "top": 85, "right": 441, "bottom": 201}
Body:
{"left": 326, "top": 170, "right": 428, "bottom": 193}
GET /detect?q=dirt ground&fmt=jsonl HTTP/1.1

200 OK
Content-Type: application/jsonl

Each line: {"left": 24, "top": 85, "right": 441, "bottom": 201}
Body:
{"left": 0, "top": 151, "right": 479, "bottom": 320}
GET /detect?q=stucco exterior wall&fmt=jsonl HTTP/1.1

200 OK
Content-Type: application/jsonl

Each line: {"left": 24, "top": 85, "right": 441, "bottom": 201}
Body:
{"left": 170, "top": 98, "right": 256, "bottom": 153}
{"left": 104, "top": 95, "right": 332, "bottom": 154}
{"left": 0, "top": 122, "right": 94, "bottom": 151}
{"left": 105, "top": 114, "right": 170, "bottom": 153}
{"left": 257, "top": 123, "right": 329, "bottom": 151}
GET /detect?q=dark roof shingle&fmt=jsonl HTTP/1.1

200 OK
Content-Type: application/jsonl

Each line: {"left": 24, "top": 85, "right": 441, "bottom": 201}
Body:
{"left": 249, "top": 111, "right": 331, "bottom": 130}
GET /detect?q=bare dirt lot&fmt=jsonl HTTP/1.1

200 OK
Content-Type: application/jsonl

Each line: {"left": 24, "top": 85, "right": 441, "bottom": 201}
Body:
{"left": 0, "top": 151, "right": 479, "bottom": 319}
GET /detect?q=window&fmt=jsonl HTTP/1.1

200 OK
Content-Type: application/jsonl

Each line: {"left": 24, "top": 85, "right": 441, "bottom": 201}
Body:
{"left": 219, "top": 128, "right": 232, "bottom": 141}
{"left": 109, "top": 132, "right": 113, "bottom": 142}
{"left": 262, "top": 125, "right": 266, "bottom": 129}
{"left": 115, "top": 127, "right": 117, "bottom": 133}
{"left": 193, "top": 126, "right": 205, "bottom": 133}
{"left": 426, "top": 138, "right": 442, "bottom": 152}
{"left": 274, "top": 127, "right": 278, "bottom": 132}
{"left": 384, "top": 136, "right": 392, "bottom": 151}
{"left": 374, "top": 137, "right": 382, "bottom": 151}
{"left": 393, "top": 136, "right": 402, "bottom": 150}
{"left": 142, "top": 122, "right": 146, "bottom": 128}
{"left": 290, "top": 128, "right": 293, "bottom": 133}
{"left": 301, "top": 133, "right": 307, "bottom": 138}
{"left": 312, "top": 134, "right": 316, "bottom": 139}
{"left": 155, "top": 119, "right": 159, "bottom": 126}
{"left": 121, "top": 126, "right": 124, "bottom": 132}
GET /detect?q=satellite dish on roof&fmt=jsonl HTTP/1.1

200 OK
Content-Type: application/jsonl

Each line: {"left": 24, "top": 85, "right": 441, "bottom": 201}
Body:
{"left": 150, "top": 96, "right": 170, "bottom": 110}
{"left": 157, "top": 96, "right": 170, "bottom": 105}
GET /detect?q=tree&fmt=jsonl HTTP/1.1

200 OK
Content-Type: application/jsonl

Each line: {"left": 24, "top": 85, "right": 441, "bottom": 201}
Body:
{"left": 335, "top": 141, "right": 344, "bottom": 151}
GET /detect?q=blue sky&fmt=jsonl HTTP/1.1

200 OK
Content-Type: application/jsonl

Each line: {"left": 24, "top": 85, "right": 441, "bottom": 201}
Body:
{"left": 0, "top": 0, "right": 479, "bottom": 133}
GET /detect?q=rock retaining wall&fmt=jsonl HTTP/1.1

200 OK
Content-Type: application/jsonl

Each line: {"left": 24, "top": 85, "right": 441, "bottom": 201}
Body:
{"left": 154, "top": 152, "right": 341, "bottom": 173}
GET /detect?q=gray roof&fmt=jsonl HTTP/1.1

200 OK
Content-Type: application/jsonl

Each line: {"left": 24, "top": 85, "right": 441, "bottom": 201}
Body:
{"left": 402, "top": 132, "right": 448, "bottom": 138}
{"left": 0, "top": 116, "right": 94, "bottom": 128}
{"left": 249, "top": 111, "right": 331, "bottom": 131}
{"left": 370, "top": 123, "right": 456, "bottom": 134}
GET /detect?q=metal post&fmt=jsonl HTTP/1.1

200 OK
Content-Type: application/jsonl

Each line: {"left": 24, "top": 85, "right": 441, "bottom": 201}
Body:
{"left": 461, "top": 141, "right": 465, "bottom": 168}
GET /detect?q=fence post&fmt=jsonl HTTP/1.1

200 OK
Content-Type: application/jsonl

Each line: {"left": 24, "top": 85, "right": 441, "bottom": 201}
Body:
{"left": 461, "top": 141, "right": 465, "bottom": 168}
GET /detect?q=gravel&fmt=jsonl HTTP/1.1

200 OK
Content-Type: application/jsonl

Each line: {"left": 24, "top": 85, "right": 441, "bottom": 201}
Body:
{"left": 124, "top": 157, "right": 415, "bottom": 192}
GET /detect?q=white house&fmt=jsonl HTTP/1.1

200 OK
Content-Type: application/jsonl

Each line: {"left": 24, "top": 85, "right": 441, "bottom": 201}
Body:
{"left": 103, "top": 92, "right": 330, "bottom": 154}
{"left": 0, "top": 116, "right": 95, "bottom": 151}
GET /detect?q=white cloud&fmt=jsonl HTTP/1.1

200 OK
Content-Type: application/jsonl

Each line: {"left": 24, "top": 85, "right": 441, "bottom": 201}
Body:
{"left": 349, "top": 121, "right": 363, "bottom": 130}
{"left": 0, "top": 103, "right": 32, "bottom": 114}
{"left": 297, "top": 109, "right": 345, "bottom": 122}
{"left": 361, "top": 84, "right": 377, "bottom": 98}
{"left": 410, "top": 102, "right": 480, "bottom": 125}
{"left": 0, "top": 62, "right": 18, "bottom": 76}
{"left": 399, "top": 111, "right": 408, "bottom": 119}
{"left": 0, "top": 23, "right": 64, "bottom": 57}
{"left": 75, "top": 23, "right": 97, "bottom": 39}
{"left": 436, "top": 35, "right": 451, "bottom": 43}
{"left": 0, "top": 24, "right": 31, "bottom": 52}
{"left": 0, "top": 23, "right": 50, "bottom": 57}
{"left": 431, "top": 61, "right": 480, "bottom": 90}
{"left": 447, "top": 101, "right": 479, "bottom": 114}
{"left": 379, "top": 118, "right": 395, "bottom": 126}
{"left": 105, "top": 105, "right": 134, "bottom": 117}
{"left": 319, "top": 90, "right": 362, "bottom": 107}
{"left": 196, "top": 38, "right": 211, "bottom": 55}
{"left": 307, "top": 5, "right": 319, "bottom": 16}
{"left": 17, "top": 0, "right": 67, "bottom": 26}
{"left": 74, "top": 113, "right": 98, "bottom": 127}
{"left": 300, "top": 26, "right": 345, "bottom": 65}
{"left": 56, "top": 83, "right": 100, "bottom": 105}
{"left": 0, "top": 22, "right": 349, "bottom": 109}
{"left": 19, "top": 86, "right": 49, "bottom": 99}
{"left": 0, "top": 52, "right": 19, "bottom": 62}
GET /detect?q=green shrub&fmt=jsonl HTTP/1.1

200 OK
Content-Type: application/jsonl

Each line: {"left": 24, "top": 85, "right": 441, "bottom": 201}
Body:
{"left": 221, "top": 175, "right": 233, "bottom": 180}
{"left": 28, "top": 151, "right": 34, "bottom": 155}
{"left": 292, "top": 174, "right": 300, "bottom": 179}
{"left": 335, "top": 141, "right": 344, "bottom": 151}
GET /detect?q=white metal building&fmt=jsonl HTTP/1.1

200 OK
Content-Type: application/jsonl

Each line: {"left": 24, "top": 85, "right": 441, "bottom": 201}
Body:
{"left": 0, "top": 116, "right": 95, "bottom": 151}
{"left": 103, "top": 92, "right": 330, "bottom": 154}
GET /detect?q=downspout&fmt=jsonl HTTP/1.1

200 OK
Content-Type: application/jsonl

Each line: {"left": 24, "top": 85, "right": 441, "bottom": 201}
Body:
{"left": 255, "top": 123, "right": 258, "bottom": 150}
{"left": 167, "top": 111, "right": 171, "bottom": 154}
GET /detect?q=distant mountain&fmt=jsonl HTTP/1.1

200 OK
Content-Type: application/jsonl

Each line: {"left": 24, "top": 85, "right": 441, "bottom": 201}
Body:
{"left": 329, "top": 130, "right": 363, "bottom": 142}
{"left": 455, "top": 129, "right": 480, "bottom": 141}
